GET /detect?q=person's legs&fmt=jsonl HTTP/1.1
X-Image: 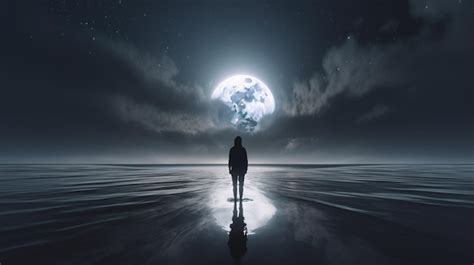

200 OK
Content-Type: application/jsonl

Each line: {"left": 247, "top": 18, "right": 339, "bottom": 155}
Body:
{"left": 238, "top": 174, "right": 245, "bottom": 201}
{"left": 232, "top": 174, "right": 238, "bottom": 201}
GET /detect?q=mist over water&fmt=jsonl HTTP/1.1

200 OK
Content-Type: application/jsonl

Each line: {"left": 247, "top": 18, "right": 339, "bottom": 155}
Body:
{"left": 0, "top": 164, "right": 473, "bottom": 264}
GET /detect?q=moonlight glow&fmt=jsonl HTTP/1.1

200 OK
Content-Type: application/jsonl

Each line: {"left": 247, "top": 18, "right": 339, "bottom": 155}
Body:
{"left": 210, "top": 184, "right": 276, "bottom": 234}
{"left": 212, "top": 75, "right": 275, "bottom": 132}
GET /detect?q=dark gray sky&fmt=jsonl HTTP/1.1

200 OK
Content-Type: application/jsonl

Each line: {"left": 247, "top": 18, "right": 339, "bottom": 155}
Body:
{"left": 1, "top": 0, "right": 473, "bottom": 163}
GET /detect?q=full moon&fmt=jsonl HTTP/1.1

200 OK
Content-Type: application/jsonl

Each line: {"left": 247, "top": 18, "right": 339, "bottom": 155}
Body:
{"left": 211, "top": 75, "right": 275, "bottom": 132}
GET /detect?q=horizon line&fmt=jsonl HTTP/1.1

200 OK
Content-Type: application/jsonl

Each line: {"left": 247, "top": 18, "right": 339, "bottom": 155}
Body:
{"left": 0, "top": 163, "right": 472, "bottom": 166}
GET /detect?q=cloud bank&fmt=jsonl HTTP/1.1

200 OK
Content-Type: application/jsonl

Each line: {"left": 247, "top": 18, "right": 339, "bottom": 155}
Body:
{"left": 284, "top": 0, "right": 473, "bottom": 119}
{"left": 284, "top": 41, "right": 402, "bottom": 116}
{"left": 103, "top": 42, "right": 216, "bottom": 134}
{"left": 112, "top": 95, "right": 215, "bottom": 134}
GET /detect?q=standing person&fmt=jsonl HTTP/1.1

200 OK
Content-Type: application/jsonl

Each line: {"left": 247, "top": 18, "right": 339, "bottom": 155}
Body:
{"left": 228, "top": 136, "right": 248, "bottom": 201}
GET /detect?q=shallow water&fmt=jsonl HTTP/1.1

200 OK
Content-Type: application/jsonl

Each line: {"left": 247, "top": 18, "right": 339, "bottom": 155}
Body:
{"left": 0, "top": 164, "right": 473, "bottom": 264}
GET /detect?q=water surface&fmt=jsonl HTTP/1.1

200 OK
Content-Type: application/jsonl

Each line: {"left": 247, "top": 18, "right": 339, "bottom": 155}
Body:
{"left": 0, "top": 164, "right": 472, "bottom": 264}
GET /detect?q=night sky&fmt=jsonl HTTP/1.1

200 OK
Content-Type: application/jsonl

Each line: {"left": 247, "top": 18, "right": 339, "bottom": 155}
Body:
{"left": 1, "top": 0, "right": 473, "bottom": 163}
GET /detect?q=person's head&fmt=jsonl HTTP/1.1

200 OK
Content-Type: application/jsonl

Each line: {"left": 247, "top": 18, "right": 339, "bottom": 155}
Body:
{"left": 234, "top": 136, "right": 242, "bottom": 147}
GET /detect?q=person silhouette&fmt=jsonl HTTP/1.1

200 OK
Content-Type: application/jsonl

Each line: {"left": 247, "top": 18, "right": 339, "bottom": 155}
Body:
{"left": 228, "top": 201, "right": 247, "bottom": 263}
{"left": 228, "top": 136, "right": 248, "bottom": 201}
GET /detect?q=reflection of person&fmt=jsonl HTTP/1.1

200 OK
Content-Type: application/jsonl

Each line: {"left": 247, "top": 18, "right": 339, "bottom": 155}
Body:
{"left": 228, "top": 201, "right": 247, "bottom": 262}
{"left": 228, "top": 136, "right": 248, "bottom": 201}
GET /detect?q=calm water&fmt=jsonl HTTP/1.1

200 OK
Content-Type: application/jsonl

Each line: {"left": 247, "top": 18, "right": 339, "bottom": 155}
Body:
{"left": 0, "top": 164, "right": 473, "bottom": 265}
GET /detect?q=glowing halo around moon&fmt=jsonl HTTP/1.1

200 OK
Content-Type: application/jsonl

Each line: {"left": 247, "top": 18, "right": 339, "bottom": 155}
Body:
{"left": 211, "top": 74, "right": 275, "bottom": 132}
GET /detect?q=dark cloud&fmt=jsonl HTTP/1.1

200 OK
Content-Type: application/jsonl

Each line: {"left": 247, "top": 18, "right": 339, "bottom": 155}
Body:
{"left": 112, "top": 95, "right": 215, "bottom": 134}
{"left": 104, "top": 43, "right": 217, "bottom": 134}
{"left": 284, "top": 137, "right": 319, "bottom": 152}
{"left": 283, "top": 40, "right": 405, "bottom": 116}
{"left": 356, "top": 104, "right": 390, "bottom": 124}
{"left": 284, "top": 0, "right": 473, "bottom": 121}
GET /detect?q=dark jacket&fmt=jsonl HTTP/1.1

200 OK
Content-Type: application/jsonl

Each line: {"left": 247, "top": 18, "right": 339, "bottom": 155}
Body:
{"left": 228, "top": 146, "right": 248, "bottom": 175}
